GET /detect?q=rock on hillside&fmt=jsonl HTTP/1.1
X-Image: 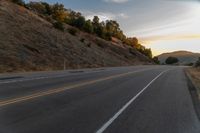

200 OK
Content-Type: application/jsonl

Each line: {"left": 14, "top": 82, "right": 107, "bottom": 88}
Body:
{"left": 0, "top": 0, "right": 152, "bottom": 73}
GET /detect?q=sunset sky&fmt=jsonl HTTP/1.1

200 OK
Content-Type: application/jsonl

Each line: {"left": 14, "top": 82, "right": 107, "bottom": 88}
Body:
{"left": 26, "top": 0, "right": 200, "bottom": 56}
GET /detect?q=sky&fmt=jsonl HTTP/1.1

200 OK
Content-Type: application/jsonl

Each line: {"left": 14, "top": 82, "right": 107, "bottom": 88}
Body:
{"left": 26, "top": 0, "right": 200, "bottom": 56}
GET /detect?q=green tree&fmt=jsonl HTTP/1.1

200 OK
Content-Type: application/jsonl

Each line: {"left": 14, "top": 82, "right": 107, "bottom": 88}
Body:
{"left": 74, "top": 16, "right": 86, "bottom": 29}
{"left": 92, "top": 16, "right": 105, "bottom": 38}
{"left": 41, "top": 2, "right": 52, "bottom": 15}
{"left": 52, "top": 3, "right": 67, "bottom": 22}
{"left": 83, "top": 20, "right": 94, "bottom": 33}
{"left": 153, "top": 57, "right": 160, "bottom": 64}
{"left": 126, "top": 37, "right": 138, "bottom": 47}
{"left": 105, "top": 20, "right": 125, "bottom": 40}
{"left": 95, "top": 24, "right": 104, "bottom": 37}
{"left": 165, "top": 57, "right": 179, "bottom": 64}
{"left": 92, "top": 16, "right": 100, "bottom": 26}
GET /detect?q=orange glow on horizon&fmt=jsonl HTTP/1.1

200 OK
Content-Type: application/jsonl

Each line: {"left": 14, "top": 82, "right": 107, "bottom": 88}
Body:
{"left": 139, "top": 34, "right": 200, "bottom": 46}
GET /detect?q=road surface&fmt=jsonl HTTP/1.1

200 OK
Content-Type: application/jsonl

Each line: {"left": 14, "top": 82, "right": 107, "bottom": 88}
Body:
{"left": 0, "top": 66, "right": 199, "bottom": 133}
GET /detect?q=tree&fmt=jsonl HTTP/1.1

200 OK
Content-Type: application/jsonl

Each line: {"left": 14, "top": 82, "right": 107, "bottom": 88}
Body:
{"left": 92, "top": 16, "right": 100, "bottom": 26}
{"left": 92, "top": 16, "right": 101, "bottom": 35}
{"left": 41, "top": 2, "right": 52, "bottom": 15}
{"left": 126, "top": 37, "right": 138, "bottom": 47}
{"left": 165, "top": 57, "right": 179, "bottom": 64}
{"left": 141, "top": 48, "right": 152, "bottom": 59}
{"left": 74, "top": 16, "right": 85, "bottom": 29}
{"left": 83, "top": 20, "right": 94, "bottom": 33}
{"left": 95, "top": 24, "right": 104, "bottom": 37}
{"left": 52, "top": 3, "right": 67, "bottom": 22}
{"left": 153, "top": 57, "right": 160, "bottom": 64}
{"left": 105, "top": 20, "right": 125, "bottom": 41}
{"left": 92, "top": 16, "right": 105, "bottom": 38}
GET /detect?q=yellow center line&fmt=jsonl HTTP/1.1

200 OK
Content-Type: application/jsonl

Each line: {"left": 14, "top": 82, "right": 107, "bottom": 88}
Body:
{"left": 0, "top": 68, "right": 154, "bottom": 107}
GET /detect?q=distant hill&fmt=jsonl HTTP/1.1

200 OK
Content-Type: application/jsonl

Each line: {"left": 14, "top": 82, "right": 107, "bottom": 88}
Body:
{"left": 158, "top": 51, "right": 200, "bottom": 65}
{"left": 0, "top": 0, "right": 152, "bottom": 73}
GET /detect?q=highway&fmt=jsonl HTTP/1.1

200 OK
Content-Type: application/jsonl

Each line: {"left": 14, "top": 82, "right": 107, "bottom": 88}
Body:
{"left": 0, "top": 66, "right": 199, "bottom": 133}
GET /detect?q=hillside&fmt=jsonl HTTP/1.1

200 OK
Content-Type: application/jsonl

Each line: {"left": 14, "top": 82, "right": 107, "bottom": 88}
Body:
{"left": 0, "top": 0, "right": 153, "bottom": 73}
{"left": 158, "top": 51, "right": 200, "bottom": 65}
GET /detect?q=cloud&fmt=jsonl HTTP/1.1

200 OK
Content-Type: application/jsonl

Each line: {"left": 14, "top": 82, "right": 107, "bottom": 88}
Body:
{"left": 103, "top": 0, "right": 129, "bottom": 3}
{"left": 166, "top": 0, "right": 200, "bottom": 2}
{"left": 81, "top": 11, "right": 129, "bottom": 21}
{"left": 118, "top": 13, "right": 129, "bottom": 19}
{"left": 82, "top": 11, "right": 115, "bottom": 21}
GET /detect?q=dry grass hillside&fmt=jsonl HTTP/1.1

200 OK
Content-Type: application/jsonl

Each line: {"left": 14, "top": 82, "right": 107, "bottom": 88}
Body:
{"left": 0, "top": 0, "right": 152, "bottom": 73}
{"left": 158, "top": 51, "right": 200, "bottom": 65}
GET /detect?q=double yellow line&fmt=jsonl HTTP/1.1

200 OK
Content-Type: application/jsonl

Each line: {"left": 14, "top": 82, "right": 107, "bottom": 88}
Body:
{"left": 0, "top": 68, "right": 152, "bottom": 107}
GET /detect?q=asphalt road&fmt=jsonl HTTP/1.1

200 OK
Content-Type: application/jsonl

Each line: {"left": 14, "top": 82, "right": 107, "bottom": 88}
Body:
{"left": 0, "top": 66, "right": 199, "bottom": 133}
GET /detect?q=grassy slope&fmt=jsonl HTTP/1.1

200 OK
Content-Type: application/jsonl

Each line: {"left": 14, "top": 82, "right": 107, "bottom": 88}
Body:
{"left": 0, "top": 0, "right": 152, "bottom": 73}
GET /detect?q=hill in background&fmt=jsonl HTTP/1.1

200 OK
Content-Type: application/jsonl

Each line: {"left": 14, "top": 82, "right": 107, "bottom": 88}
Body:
{"left": 0, "top": 0, "right": 153, "bottom": 73}
{"left": 158, "top": 51, "right": 200, "bottom": 65}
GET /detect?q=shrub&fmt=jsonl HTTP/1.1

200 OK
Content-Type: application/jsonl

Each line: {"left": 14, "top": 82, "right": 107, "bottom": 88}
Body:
{"left": 165, "top": 57, "right": 179, "bottom": 64}
{"left": 68, "top": 28, "right": 77, "bottom": 36}
{"left": 129, "top": 48, "right": 136, "bottom": 55}
{"left": 12, "top": 0, "right": 25, "bottom": 6}
{"left": 80, "top": 38, "right": 85, "bottom": 43}
{"left": 153, "top": 57, "right": 160, "bottom": 64}
{"left": 195, "top": 57, "right": 200, "bottom": 67}
{"left": 186, "top": 63, "right": 194, "bottom": 66}
{"left": 53, "top": 21, "right": 64, "bottom": 31}
{"left": 87, "top": 43, "right": 91, "bottom": 47}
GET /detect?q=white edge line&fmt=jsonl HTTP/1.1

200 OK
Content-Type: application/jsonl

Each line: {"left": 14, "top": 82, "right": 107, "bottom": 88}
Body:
{"left": 96, "top": 70, "right": 169, "bottom": 133}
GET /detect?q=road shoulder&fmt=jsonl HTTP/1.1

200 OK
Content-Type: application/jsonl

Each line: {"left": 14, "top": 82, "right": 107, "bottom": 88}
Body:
{"left": 185, "top": 67, "right": 200, "bottom": 120}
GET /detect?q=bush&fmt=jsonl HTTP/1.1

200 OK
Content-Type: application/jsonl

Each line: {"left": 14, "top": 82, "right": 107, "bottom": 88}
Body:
{"left": 153, "top": 57, "right": 160, "bottom": 64}
{"left": 12, "top": 0, "right": 25, "bottom": 6}
{"left": 80, "top": 38, "right": 85, "bottom": 43}
{"left": 68, "top": 28, "right": 77, "bottom": 36}
{"left": 185, "top": 63, "right": 194, "bottom": 66}
{"left": 53, "top": 21, "right": 64, "bottom": 31}
{"left": 87, "top": 43, "right": 91, "bottom": 47}
{"left": 165, "top": 57, "right": 179, "bottom": 64}
{"left": 195, "top": 57, "right": 200, "bottom": 67}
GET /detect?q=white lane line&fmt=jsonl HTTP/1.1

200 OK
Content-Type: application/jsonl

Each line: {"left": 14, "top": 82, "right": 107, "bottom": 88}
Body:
{"left": 96, "top": 70, "right": 168, "bottom": 133}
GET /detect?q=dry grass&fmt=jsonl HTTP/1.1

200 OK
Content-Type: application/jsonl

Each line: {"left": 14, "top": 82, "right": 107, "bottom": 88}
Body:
{"left": 187, "top": 67, "right": 200, "bottom": 96}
